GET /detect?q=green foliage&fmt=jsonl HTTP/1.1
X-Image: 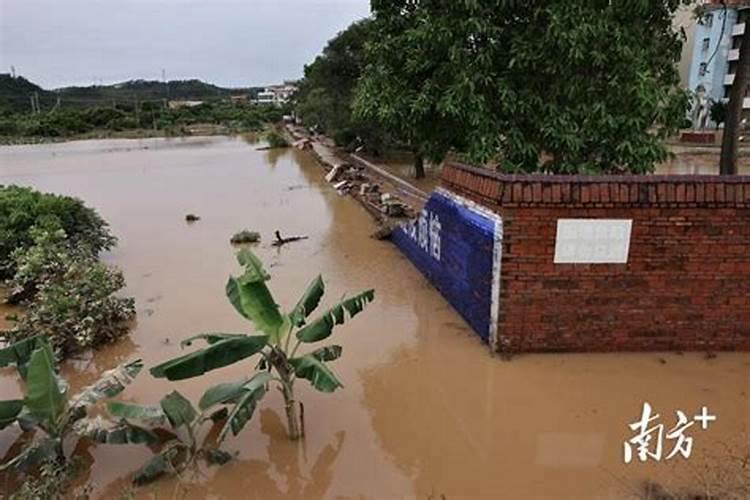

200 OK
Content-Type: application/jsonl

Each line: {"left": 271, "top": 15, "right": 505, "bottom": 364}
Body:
{"left": 710, "top": 100, "right": 727, "bottom": 128}
{"left": 230, "top": 230, "right": 261, "bottom": 244}
{"left": 0, "top": 338, "right": 145, "bottom": 471}
{"left": 104, "top": 388, "right": 240, "bottom": 484}
{"left": 5, "top": 228, "right": 135, "bottom": 358}
{"left": 0, "top": 100, "right": 285, "bottom": 141}
{"left": 0, "top": 185, "right": 115, "bottom": 278}
{"left": 295, "top": 19, "right": 390, "bottom": 154}
{"left": 150, "top": 249, "right": 374, "bottom": 440}
{"left": 264, "top": 129, "right": 289, "bottom": 149}
{"left": 355, "top": 0, "right": 692, "bottom": 174}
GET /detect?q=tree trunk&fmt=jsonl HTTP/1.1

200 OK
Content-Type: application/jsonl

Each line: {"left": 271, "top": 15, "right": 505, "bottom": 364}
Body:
{"left": 414, "top": 152, "right": 425, "bottom": 179}
{"left": 281, "top": 384, "right": 302, "bottom": 440}
{"left": 720, "top": 28, "right": 750, "bottom": 175}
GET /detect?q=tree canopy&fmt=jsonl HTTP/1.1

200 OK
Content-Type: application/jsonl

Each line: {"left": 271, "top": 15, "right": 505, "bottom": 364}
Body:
{"left": 354, "top": 0, "right": 692, "bottom": 174}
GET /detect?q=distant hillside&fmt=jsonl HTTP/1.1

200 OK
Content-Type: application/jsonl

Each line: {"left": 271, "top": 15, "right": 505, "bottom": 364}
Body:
{"left": 0, "top": 75, "right": 262, "bottom": 115}
{"left": 0, "top": 74, "right": 56, "bottom": 114}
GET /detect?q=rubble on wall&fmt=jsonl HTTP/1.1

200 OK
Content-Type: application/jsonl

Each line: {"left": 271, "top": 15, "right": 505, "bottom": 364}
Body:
{"left": 285, "top": 125, "right": 416, "bottom": 236}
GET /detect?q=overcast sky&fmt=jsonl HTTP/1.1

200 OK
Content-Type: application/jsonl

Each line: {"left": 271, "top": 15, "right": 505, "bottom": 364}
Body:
{"left": 0, "top": 0, "right": 370, "bottom": 89}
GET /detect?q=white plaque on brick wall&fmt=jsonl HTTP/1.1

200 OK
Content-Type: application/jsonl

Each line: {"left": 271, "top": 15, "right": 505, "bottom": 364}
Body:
{"left": 554, "top": 219, "right": 632, "bottom": 264}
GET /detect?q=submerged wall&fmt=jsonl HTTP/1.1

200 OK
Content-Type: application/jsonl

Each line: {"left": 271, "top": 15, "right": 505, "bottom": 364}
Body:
{"left": 398, "top": 162, "right": 750, "bottom": 353}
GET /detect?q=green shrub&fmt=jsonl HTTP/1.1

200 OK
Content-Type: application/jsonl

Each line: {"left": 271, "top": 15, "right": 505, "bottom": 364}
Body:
{"left": 5, "top": 251, "right": 135, "bottom": 357}
{"left": 265, "top": 129, "right": 288, "bottom": 148}
{"left": 0, "top": 185, "right": 115, "bottom": 278}
{"left": 333, "top": 128, "right": 357, "bottom": 148}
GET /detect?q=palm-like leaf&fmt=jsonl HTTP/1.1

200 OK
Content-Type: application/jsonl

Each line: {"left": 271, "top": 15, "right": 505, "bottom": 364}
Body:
{"left": 107, "top": 401, "right": 167, "bottom": 427}
{"left": 226, "top": 249, "right": 283, "bottom": 339}
{"left": 0, "top": 400, "right": 23, "bottom": 430}
{"left": 309, "top": 345, "right": 343, "bottom": 362}
{"left": 69, "top": 359, "right": 143, "bottom": 411}
{"left": 150, "top": 335, "right": 268, "bottom": 381}
{"left": 289, "top": 355, "right": 343, "bottom": 393}
{"left": 295, "top": 290, "right": 375, "bottom": 343}
{"left": 160, "top": 391, "right": 197, "bottom": 429}
{"left": 199, "top": 380, "right": 248, "bottom": 411}
{"left": 289, "top": 275, "right": 325, "bottom": 327}
{"left": 217, "top": 372, "right": 270, "bottom": 443}
{"left": 180, "top": 332, "right": 246, "bottom": 348}
{"left": 0, "top": 335, "right": 48, "bottom": 377}
{"left": 73, "top": 416, "right": 156, "bottom": 445}
{"left": 24, "top": 344, "right": 66, "bottom": 431}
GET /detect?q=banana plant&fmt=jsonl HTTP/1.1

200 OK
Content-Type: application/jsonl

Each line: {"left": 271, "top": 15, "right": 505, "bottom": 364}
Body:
{"left": 102, "top": 374, "right": 269, "bottom": 484}
{"left": 0, "top": 335, "right": 150, "bottom": 470}
{"left": 149, "top": 248, "right": 374, "bottom": 440}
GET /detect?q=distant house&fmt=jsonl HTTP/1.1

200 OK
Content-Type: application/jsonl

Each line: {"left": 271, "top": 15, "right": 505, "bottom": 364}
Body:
{"left": 254, "top": 82, "right": 298, "bottom": 106}
{"left": 168, "top": 100, "right": 203, "bottom": 109}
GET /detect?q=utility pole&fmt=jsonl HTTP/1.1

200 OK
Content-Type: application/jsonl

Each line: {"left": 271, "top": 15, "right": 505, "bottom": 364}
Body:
{"left": 10, "top": 66, "right": 15, "bottom": 78}
{"left": 162, "top": 68, "right": 170, "bottom": 99}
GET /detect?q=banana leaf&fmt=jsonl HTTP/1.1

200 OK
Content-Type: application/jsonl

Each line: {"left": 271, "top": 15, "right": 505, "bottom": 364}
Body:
{"left": 0, "top": 335, "right": 49, "bottom": 378}
{"left": 289, "top": 275, "right": 325, "bottom": 327}
{"left": 150, "top": 335, "right": 267, "bottom": 381}
{"left": 24, "top": 344, "right": 66, "bottom": 429}
{"left": 180, "top": 332, "right": 246, "bottom": 348}
{"left": 199, "top": 379, "right": 248, "bottom": 411}
{"left": 218, "top": 379, "right": 267, "bottom": 444}
{"left": 160, "top": 391, "right": 197, "bottom": 429}
{"left": 0, "top": 399, "right": 23, "bottom": 430}
{"left": 309, "top": 345, "right": 343, "bottom": 362}
{"left": 295, "top": 289, "right": 375, "bottom": 343}
{"left": 69, "top": 359, "right": 143, "bottom": 411}
{"left": 73, "top": 416, "right": 156, "bottom": 445}
{"left": 289, "top": 355, "right": 343, "bottom": 393}
{"left": 107, "top": 401, "right": 167, "bottom": 427}
{"left": 226, "top": 249, "right": 284, "bottom": 338}
{"left": 133, "top": 445, "right": 180, "bottom": 485}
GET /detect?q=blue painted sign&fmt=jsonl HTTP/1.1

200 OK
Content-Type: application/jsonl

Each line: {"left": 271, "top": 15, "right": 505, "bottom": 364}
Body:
{"left": 392, "top": 188, "right": 502, "bottom": 344}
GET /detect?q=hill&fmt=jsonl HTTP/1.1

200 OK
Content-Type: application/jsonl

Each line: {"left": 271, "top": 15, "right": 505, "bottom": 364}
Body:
{"left": 0, "top": 74, "right": 56, "bottom": 114}
{"left": 0, "top": 75, "right": 262, "bottom": 115}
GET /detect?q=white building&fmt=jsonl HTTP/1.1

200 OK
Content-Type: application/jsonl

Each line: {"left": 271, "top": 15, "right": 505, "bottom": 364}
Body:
{"left": 254, "top": 83, "right": 298, "bottom": 106}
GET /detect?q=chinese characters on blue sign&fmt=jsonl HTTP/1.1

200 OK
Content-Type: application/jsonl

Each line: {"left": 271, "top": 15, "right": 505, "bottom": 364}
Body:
{"left": 392, "top": 189, "right": 502, "bottom": 343}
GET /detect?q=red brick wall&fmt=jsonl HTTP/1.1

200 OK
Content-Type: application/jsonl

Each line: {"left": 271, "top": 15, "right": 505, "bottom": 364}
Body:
{"left": 441, "top": 163, "right": 750, "bottom": 353}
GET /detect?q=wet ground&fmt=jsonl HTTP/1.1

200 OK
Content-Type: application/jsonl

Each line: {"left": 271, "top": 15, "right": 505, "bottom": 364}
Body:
{"left": 0, "top": 136, "right": 748, "bottom": 499}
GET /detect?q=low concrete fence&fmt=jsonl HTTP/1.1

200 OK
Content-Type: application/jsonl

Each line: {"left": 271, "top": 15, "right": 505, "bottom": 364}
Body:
{"left": 394, "top": 162, "right": 750, "bottom": 353}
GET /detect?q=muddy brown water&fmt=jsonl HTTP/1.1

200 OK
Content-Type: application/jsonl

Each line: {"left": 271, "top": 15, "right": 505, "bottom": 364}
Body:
{"left": 0, "top": 136, "right": 748, "bottom": 499}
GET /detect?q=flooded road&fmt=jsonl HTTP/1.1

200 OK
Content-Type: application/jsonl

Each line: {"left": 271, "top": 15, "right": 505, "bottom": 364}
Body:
{"left": 0, "top": 136, "right": 748, "bottom": 499}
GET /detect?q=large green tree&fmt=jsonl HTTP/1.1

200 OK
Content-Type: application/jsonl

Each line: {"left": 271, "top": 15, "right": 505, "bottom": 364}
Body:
{"left": 355, "top": 0, "right": 691, "bottom": 175}
{"left": 296, "top": 19, "right": 387, "bottom": 152}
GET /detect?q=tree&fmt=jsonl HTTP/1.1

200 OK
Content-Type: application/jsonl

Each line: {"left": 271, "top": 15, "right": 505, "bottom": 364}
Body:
{"left": 295, "top": 19, "right": 387, "bottom": 151}
{"left": 355, "top": 0, "right": 691, "bottom": 175}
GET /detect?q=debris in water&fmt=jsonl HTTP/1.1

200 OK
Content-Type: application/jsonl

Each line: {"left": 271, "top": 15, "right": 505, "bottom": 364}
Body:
{"left": 272, "top": 230, "right": 309, "bottom": 247}
{"left": 371, "top": 223, "right": 398, "bottom": 240}
{"left": 185, "top": 213, "right": 200, "bottom": 222}
{"left": 230, "top": 230, "right": 261, "bottom": 245}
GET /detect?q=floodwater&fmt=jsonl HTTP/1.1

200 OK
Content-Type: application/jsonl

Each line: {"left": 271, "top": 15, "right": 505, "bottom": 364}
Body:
{"left": 0, "top": 136, "right": 748, "bottom": 499}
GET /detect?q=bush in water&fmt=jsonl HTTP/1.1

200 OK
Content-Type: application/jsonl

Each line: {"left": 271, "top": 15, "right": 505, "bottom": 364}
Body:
{"left": 4, "top": 228, "right": 134, "bottom": 358}
{"left": 0, "top": 185, "right": 115, "bottom": 279}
